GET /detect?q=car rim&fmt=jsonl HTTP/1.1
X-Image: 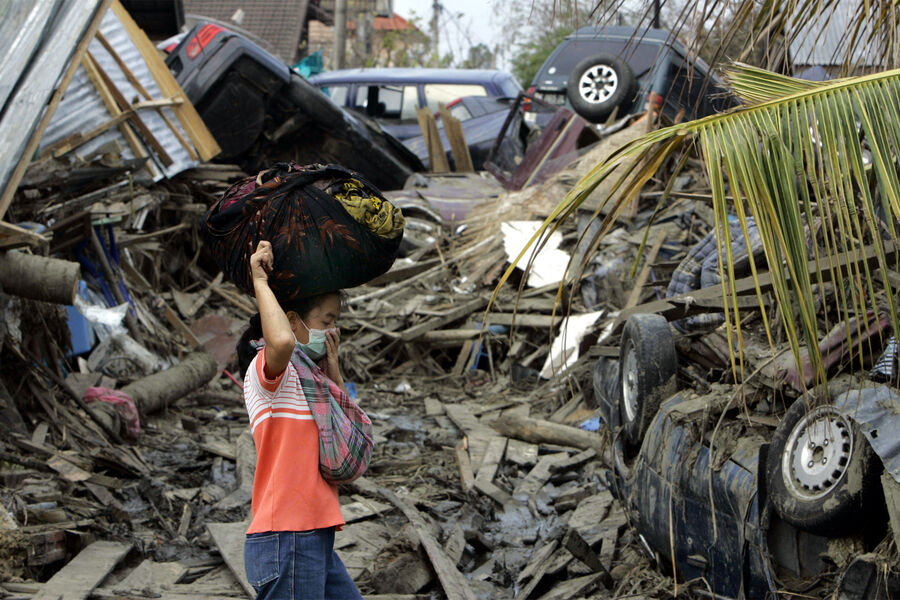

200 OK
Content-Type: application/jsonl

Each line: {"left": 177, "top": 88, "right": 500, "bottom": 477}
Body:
{"left": 781, "top": 406, "right": 854, "bottom": 500}
{"left": 578, "top": 64, "right": 618, "bottom": 104}
{"left": 622, "top": 341, "right": 639, "bottom": 423}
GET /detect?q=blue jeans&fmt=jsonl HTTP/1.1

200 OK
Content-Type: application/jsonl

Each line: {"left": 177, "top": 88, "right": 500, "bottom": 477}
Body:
{"left": 244, "top": 529, "right": 362, "bottom": 600}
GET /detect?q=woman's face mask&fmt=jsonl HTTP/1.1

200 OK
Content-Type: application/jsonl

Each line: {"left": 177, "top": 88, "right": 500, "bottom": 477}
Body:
{"left": 296, "top": 318, "right": 333, "bottom": 361}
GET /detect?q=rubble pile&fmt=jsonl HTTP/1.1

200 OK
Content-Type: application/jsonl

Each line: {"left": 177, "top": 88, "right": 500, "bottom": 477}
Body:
{"left": 4, "top": 3, "right": 900, "bottom": 599}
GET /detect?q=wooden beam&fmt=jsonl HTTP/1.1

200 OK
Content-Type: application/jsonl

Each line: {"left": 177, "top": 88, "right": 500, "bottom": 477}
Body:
{"left": 0, "top": 0, "right": 112, "bottom": 221}
{"left": 379, "top": 488, "right": 478, "bottom": 600}
{"left": 87, "top": 50, "right": 174, "bottom": 166}
{"left": 110, "top": 0, "right": 220, "bottom": 161}
{"left": 0, "top": 221, "right": 50, "bottom": 249}
{"left": 438, "top": 105, "right": 473, "bottom": 172}
{"left": 32, "top": 540, "right": 131, "bottom": 600}
{"left": 416, "top": 107, "right": 449, "bottom": 173}
{"left": 491, "top": 415, "right": 612, "bottom": 463}
{"left": 623, "top": 229, "right": 666, "bottom": 309}
{"left": 94, "top": 31, "right": 198, "bottom": 160}
{"left": 81, "top": 50, "right": 156, "bottom": 177}
{"left": 400, "top": 297, "right": 488, "bottom": 341}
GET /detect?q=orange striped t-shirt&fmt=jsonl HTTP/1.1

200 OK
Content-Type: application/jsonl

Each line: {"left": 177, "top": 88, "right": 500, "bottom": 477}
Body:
{"left": 243, "top": 349, "right": 344, "bottom": 534}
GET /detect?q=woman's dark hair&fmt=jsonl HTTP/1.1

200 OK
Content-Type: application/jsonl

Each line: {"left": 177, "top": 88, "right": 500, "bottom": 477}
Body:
{"left": 236, "top": 291, "right": 343, "bottom": 378}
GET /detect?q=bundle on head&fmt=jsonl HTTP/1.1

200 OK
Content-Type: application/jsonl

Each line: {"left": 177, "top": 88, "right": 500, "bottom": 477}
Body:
{"left": 202, "top": 162, "right": 404, "bottom": 302}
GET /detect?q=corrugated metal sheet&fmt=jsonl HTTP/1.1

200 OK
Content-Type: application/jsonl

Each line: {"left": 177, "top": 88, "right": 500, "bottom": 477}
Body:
{"left": 790, "top": 0, "right": 884, "bottom": 67}
{"left": 0, "top": 0, "right": 63, "bottom": 111}
{"left": 40, "top": 7, "right": 199, "bottom": 180}
{"left": 0, "top": 0, "right": 102, "bottom": 203}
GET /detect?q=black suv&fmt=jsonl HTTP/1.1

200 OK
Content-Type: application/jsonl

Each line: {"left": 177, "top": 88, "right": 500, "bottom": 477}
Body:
{"left": 529, "top": 26, "right": 733, "bottom": 123}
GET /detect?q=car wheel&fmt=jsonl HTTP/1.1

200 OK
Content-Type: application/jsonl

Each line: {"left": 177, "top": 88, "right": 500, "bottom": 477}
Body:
{"left": 566, "top": 53, "right": 637, "bottom": 123}
{"left": 618, "top": 314, "right": 677, "bottom": 451}
{"left": 766, "top": 399, "right": 878, "bottom": 535}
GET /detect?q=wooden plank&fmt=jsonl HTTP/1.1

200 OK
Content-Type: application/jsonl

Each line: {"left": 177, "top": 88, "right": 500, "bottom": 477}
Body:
{"left": 474, "top": 436, "right": 506, "bottom": 485}
{"left": 623, "top": 229, "right": 666, "bottom": 309}
{"left": 455, "top": 439, "right": 474, "bottom": 493}
{"left": 165, "top": 305, "right": 202, "bottom": 348}
{"left": 533, "top": 573, "right": 603, "bottom": 600}
{"left": 342, "top": 498, "right": 392, "bottom": 523}
{"left": 473, "top": 479, "right": 514, "bottom": 506}
{"left": 206, "top": 521, "right": 254, "bottom": 599}
{"left": 482, "top": 313, "right": 563, "bottom": 328}
{"left": 423, "top": 397, "right": 444, "bottom": 417}
{"left": 0, "top": 0, "right": 112, "bottom": 220}
{"left": 400, "top": 296, "right": 488, "bottom": 341}
{"left": 438, "top": 106, "right": 473, "bottom": 172}
{"left": 505, "top": 438, "right": 539, "bottom": 467}
{"left": 33, "top": 540, "right": 131, "bottom": 600}
{"left": 379, "top": 489, "right": 478, "bottom": 600}
{"left": 549, "top": 447, "right": 597, "bottom": 472}
{"left": 0, "top": 221, "right": 50, "bottom": 249}
{"left": 111, "top": 0, "right": 219, "bottom": 161}
{"left": 416, "top": 107, "right": 449, "bottom": 172}
{"left": 512, "top": 453, "right": 567, "bottom": 501}
{"left": 516, "top": 540, "right": 561, "bottom": 599}
{"left": 444, "top": 403, "right": 494, "bottom": 468}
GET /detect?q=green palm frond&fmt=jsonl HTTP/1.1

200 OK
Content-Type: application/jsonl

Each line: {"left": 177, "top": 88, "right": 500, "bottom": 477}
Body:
{"left": 496, "top": 64, "right": 900, "bottom": 390}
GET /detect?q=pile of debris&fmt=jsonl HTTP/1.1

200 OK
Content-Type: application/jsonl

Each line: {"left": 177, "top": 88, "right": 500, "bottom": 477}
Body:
{"left": 0, "top": 83, "right": 695, "bottom": 600}
{"left": 6, "top": 2, "right": 899, "bottom": 600}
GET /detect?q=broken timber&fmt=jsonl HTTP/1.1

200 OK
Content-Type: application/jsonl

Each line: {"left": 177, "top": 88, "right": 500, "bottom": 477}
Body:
{"left": 379, "top": 488, "right": 478, "bottom": 600}
{"left": 32, "top": 540, "right": 131, "bottom": 600}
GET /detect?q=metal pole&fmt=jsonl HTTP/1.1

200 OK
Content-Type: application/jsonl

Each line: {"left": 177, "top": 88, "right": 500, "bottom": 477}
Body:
{"left": 334, "top": 0, "right": 347, "bottom": 69}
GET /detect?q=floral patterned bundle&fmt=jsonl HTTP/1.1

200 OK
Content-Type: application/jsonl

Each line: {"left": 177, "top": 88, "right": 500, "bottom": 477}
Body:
{"left": 201, "top": 162, "right": 404, "bottom": 300}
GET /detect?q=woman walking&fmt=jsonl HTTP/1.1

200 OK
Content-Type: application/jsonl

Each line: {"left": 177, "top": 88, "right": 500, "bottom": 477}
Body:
{"left": 238, "top": 239, "right": 366, "bottom": 600}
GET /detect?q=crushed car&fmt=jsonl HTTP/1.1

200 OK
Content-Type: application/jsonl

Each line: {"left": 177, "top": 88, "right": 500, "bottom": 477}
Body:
{"left": 589, "top": 268, "right": 900, "bottom": 598}
{"left": 163, "top": 22, "right": 423, "bottom": 190}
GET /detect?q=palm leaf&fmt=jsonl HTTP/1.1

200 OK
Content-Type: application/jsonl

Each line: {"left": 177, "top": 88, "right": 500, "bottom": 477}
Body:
{"left": 496, "top": 64, "right": 900, "bottom": 389}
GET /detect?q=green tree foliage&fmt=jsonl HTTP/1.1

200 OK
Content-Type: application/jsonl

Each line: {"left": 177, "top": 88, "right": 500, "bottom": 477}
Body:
{"left": 461, "top": 43, "right": 494, "bottom": 70}
{"left": 510, "top": 25, "right": 574, "bottom": 86}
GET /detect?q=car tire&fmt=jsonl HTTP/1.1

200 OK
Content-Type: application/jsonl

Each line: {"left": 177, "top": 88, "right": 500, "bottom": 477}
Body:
{"left": 618, "top": 314, "right": 677, "bottom": 451}
{"left": 766, "top": 399, "right": 878, "bottom": 535}
{"left": 566, "top": 53, "right": 637, "bottom": 123}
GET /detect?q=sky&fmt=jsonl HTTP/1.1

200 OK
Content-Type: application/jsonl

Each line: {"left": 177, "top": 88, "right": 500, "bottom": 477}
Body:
{"left": 391, "top": 0, "right": 508, "bottom": 68}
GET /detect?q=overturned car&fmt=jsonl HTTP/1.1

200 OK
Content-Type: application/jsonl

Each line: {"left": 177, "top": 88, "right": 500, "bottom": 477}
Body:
{"left": 592, "top": 304, "right": 900, "bottom": 598}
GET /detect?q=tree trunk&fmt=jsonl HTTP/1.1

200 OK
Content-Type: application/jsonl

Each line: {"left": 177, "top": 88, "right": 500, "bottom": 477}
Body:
{"left": 122, "top": 351, "right": 218, "bottom": 414}
{"left": 490, "top": 415, "right": 612, "bottom": 464}
{"left": 0, "top": 251, "right": 79, "bottom": 304}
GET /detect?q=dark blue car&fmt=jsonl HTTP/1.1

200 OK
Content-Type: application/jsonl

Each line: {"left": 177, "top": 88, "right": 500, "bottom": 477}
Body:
{"left": 308, "top": 68, "right": 522, "bottom": 140}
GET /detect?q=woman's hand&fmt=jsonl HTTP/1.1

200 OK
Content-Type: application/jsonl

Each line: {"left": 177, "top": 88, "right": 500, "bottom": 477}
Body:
{"left": 324, "top": 328, "right": 345, "bottom": 389}
{"left": 250, "top": 241, "right": 273, "bottom": 284}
